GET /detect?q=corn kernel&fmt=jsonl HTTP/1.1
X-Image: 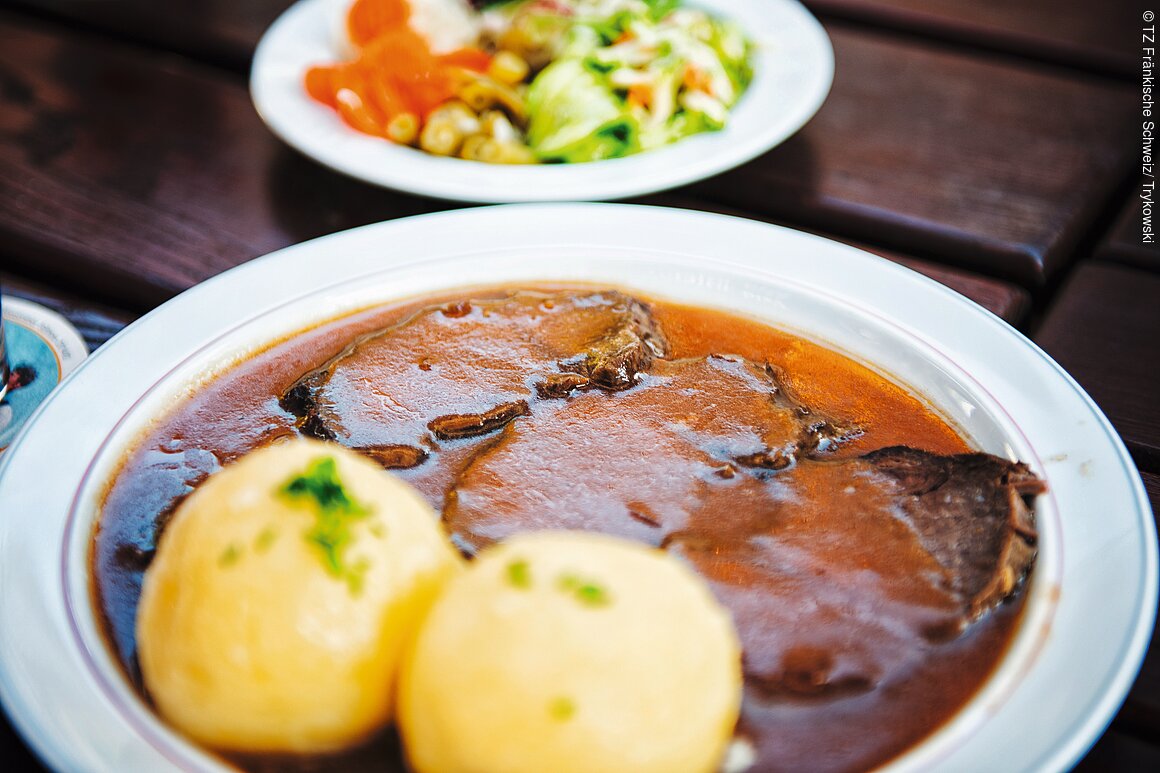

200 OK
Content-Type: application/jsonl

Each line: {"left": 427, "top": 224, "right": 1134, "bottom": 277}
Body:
{"left": 419, "top": 118, "right": 463, "bottom": 156}
{"left": 386, "top": 113, "right": 419, "bottom": 145}
{"left": 459, "top": 135, "right": 492, "bottom": 161}
{"left": 488, "top": 51, "right": 530, "bottom": 85}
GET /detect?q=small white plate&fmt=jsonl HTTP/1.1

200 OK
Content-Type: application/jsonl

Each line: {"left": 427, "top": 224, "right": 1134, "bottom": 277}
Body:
{"left": 0, "top": 205, "right": 1154, "bottom": 772}
{"left": 250, "top": 0, "right": 833, "bottom": 202}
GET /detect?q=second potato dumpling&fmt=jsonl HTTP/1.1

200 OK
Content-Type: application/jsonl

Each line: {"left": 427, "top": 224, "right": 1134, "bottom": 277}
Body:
{"left": 398, "top": 531, "right": 743, "bottom": 773}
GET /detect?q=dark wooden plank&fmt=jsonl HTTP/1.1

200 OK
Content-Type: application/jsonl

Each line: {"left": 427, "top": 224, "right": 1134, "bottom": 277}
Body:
{"left": 3, "top": 8, "right": 1138, "bottom": 290}
{"left": 1076, "top": 727, "right": 1160, "bottom": 772}
{"left": 690, "top": 24, "right": 1137, "bottom": 288}
{"left": 0, "top": 713, "right": 45, "bottom": 773}
{"left": 804, "top": 0, "right": 1140, "bottom": 77}
{"left": 0, "top": 13, "right": 1041, "bottom": 318}
{"left": 6, "top": 0, "right": 292, "bottom": 70}
{"left": 1098, "top": 183, "right": 1160, "bottom": 271}
{"left": 638, "top": 195, "right": 1031, "bottom": 324}
{"left": 7, "top": 0, "right": 1142, "bottom": 81}
{"left": 885, "top": 253, "right": 1030, "bottom": 325}
{"left": 1112, "top": 470, "right": 1160, "bottom": 741}
{"left": 0, "top": 13, "right": 444, "bottom": 309}
{"left": 2, "top": 270, "right": 135, "bottom": 350}
{"left": 1034, "top": 262, "right": 1160, "bottom": 467}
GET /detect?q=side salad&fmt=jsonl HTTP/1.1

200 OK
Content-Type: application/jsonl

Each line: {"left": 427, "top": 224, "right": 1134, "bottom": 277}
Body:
{"left": 304, "top": 0, "right": 753, "bottom": 163}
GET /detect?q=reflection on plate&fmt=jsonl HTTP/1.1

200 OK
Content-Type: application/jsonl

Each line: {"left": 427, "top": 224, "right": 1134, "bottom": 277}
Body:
{"left": 250, "top": 0, "right": 833, "bottom": 202}
{"left": 0, "top": 204, "right": 1153, "bottom": 772}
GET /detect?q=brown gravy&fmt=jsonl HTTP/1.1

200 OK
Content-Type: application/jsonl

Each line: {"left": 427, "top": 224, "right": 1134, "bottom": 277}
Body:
{"left": 93, "top": 286, "right": 1024, "bottom": 772}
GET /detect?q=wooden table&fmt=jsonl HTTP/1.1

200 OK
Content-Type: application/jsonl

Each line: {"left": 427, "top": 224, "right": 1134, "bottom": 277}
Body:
{"left": 1, "top": 0, "right": 1156, "bottom": 768}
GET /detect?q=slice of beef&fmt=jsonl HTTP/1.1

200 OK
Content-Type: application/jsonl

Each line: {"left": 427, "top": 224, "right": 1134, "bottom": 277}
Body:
{"left": 552, "top": 294, "right": 665, "bottom": 392}
{"left": 280, "top": 290, "right": 667, "bottom": 474}
{"left": 666, "top": 448, "right": 1041, "bottom": 701}
{"left": 860, "top": 446, "right": 1042, "bottom": 621}
{"left": 443, "top": 354, "right": 858, "bottom": 552}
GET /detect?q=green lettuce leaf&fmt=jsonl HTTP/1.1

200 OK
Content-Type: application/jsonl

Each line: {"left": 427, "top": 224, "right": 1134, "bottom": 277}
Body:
{"left": 527, "top": 58, "right": 639, "bottom": 162}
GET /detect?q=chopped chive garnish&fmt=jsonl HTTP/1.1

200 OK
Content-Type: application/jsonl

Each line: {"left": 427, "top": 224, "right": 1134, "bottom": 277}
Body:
{"left": 345, "top": 557, "right": 371, "bottom": 597}
{"left": 254, "top": 527, "right": 278, "bottom": 552}
{"left": 549, "top": 696, "right": 576, "bottom": 721}
{"left": 557, "top": 573, "right": 611, "bottom": 607}
{"left": 574, "top": 583, "right": 610, "bottom": 606}
{"left": 218, "top": 543, "right": 242, "bottom": 567}
{"left": 279, "top": 456, "right": 374, "bottom": 595}
{"left": 506, "top": 558, "right": 532, "bottom": 588}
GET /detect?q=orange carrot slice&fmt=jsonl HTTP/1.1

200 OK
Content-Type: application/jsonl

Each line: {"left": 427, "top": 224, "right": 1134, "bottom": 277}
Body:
{"left": 369, "top": 74, "right": 413, "bottom": 119}
{"left": 628, "top": 83, "right": 651, "bottom": 107}
{"left": 303, "top": 3, "right": 479, "bottom": 134}
{"left": 347, "top": 0, "right": 410, "bottom": 48}
{"left": 335, "top": 88, "right": 386, "bottom": 136}
{"left": 304, "top": 65, "right": 341, "bottom": 108}
{"left": 438, "top": 47, "right": 492, "bottom": 72}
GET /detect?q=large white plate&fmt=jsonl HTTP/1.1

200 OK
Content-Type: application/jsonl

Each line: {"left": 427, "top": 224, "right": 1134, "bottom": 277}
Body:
{"left": 0, "top": 205, "right": 1154, "bottom": 772}
{"left": 250, "top": 0, "right": 833, "bottom": 202}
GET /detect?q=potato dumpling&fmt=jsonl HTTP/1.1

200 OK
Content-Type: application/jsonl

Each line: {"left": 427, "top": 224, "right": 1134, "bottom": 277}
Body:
{"left": 398, "top": 531, "right": 742, "bottom": 773}
{"left": 136, "top": 438, "right": 460, "bottom": 754}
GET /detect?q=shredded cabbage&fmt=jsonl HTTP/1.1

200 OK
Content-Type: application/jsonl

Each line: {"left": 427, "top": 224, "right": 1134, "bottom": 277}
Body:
{"left": 518, "top": 0, "right": 753, "bottom": 162}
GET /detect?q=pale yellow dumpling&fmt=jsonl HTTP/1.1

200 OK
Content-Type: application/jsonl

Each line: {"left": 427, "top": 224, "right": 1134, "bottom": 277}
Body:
{"left": 398, "top": 531, "right": 742, "bottom": 773}
{"left": 136, "top": 438, "right": 460, "bottom": 754}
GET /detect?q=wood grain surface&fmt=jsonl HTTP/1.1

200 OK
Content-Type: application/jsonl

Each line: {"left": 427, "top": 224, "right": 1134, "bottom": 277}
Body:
{"left": 6, "top": 0, "right": 291, "bottom": 69}
{"left": 690, "top": 24, "right": 1138, "bottom": 287}
{"left": 1075, "top": 728, "right": 1160, "bottom": 772}
{"left": 804, "top": 0, "right": 1141, "bottom": 76}
{"left": 1033, "top": 262, "right": 1160, "bottom": 467}
{"left": 1, "top": 7, "right": 1140, "bottom": 290}
{"left": 1, "top": 270, "right": 134, "bottom": 350}
{"left": 0, "top": 713, "right": 44, "bottom": 772}
{"left": 9, "top": 0, "right": 1144, "bottom": 79}
{"left": 639, "top": 195, "right": 1032, "bottom": 323}
{"left": 1098, "top": 185, "right": 1160, "bottom": 271}
{"left": 1113, "top": 471, "right": 1160, "bottom": 740}
{"left": 0, "top": 12, "right": 1041, "bottom": 318}
{"left": 0, "top": 13, "right": 445, "bottom": 307}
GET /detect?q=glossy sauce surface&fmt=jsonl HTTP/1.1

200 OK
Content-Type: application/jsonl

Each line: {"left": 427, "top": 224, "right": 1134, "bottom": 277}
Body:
{"left": 93, "top": 286, "right": 1022, "bottom": 773}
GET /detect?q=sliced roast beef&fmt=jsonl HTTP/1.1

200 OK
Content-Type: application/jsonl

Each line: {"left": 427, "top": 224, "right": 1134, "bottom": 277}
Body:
{"left": 860, "top": 446, "right": 1042, "bottom": 621}
{"left": 443, "top": 354, "right": 858, "bottom": 552}
{"left": 666, "top": 448, "right": 1040, "bottom": 700}
{"left": 279, "top": 290, "right": 667, "bottom": 472}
